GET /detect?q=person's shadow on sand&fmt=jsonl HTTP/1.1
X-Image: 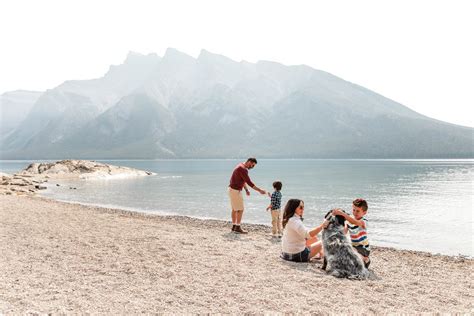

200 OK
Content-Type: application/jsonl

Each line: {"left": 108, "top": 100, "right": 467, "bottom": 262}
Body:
{"left": 279, "top": 258, "right": 380, "bottom": 280}
{"left": 280, "top": 259, "right": 326, "bottom": 273}
{"left": 222, "top": 232, "right": 252, "bottom": 242}
{"left": 267, "top": 236, "right": 281, "bottom": 244}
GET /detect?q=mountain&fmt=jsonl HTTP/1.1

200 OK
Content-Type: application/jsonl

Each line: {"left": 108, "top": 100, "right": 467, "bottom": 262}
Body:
{"left": 1, "top": 52, "right": 160, "bottom": 151}
{"left": 1, "top": 48, "right": 472, "bottom": 159}
{"left": 0, "top": 90, "right": 42, "bottom": 136}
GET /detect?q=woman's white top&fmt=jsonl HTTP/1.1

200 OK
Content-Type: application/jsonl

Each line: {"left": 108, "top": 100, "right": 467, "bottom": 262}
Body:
{"left": 281, "top": 215, "right": 311, "bottom": 254}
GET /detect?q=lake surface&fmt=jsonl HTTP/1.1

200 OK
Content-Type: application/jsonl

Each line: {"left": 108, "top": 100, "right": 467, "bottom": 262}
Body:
{"left": 1, "top": 159, "right": 473, "bottom": 257}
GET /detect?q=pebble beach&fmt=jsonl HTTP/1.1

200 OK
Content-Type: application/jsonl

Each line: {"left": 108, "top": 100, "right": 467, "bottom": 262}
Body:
{"left": 0, "top": 194, "right": 472, "bottom": 313}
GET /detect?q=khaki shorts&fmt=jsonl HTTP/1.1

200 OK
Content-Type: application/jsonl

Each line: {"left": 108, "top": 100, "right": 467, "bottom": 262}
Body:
{"left": 228, "top": 187, "right": 244, "bottom": 211}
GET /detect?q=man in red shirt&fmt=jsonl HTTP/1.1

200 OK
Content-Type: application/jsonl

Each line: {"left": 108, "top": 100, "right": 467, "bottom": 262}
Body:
{"left": 228, "top": 157, "right": 267, "bottom": 234}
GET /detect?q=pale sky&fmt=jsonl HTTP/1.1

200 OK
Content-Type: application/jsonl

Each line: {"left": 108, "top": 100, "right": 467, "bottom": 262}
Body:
{"left": 1, "top": 0, "right": 473, "bottom": 127}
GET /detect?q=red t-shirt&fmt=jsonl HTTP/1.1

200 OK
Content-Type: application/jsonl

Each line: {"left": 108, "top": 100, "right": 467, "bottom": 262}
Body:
{"left": 229, "top": 163, "right": 255, "bottom": 190}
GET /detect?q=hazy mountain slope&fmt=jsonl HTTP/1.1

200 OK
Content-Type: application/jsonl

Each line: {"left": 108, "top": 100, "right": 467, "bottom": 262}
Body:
{"left": 0, "top": 90, "right": 42, "bottom": 136}
{"left": 253, "top": 91, "right": 473, "bottom": 158}
{"left": 49, "top": 94, "right": 176, "bottom": 158}
{"left": 1, "top": 52, "right": 160, "bottom": 151}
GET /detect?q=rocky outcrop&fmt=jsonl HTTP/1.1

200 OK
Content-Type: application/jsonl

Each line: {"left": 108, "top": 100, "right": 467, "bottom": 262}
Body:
{"left": 21, "top": 160, "right": 155, "bottom": 179}
{"left": 0, "top": 160, "right": 155, "bottom": 195}
{"left": 0, "top": 173, "right": 43, "bottom": 195}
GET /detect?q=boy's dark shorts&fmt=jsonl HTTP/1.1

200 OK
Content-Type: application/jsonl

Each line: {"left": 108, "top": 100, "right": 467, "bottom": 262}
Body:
{"left": 354, "top": 245, "right": 370, "bottom": 258}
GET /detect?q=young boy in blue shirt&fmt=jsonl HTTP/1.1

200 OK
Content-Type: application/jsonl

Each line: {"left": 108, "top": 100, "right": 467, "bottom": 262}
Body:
{"left": 266, "top": 181, "right": 283, "bottom": 237}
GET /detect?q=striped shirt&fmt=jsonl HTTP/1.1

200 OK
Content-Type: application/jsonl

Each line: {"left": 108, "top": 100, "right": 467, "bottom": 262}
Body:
{"left": 347, "top": 217, "right": 370, "bottom": 249}
{"left": 270, "top": 191, "right": 282, "bottom": 210}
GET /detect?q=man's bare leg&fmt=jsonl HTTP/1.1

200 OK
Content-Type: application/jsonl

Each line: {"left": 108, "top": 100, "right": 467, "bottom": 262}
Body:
{"left": 231, "top": 210, "right": 237, "bottom": 231}
{"left": 231, "top": 209, "right": 237, "bottom": 224}
{"left": 235, "top": 210, "right": 243, "bottom": 225}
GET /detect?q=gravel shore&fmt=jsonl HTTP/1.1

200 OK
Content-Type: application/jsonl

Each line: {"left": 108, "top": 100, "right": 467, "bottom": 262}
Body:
{"left": 0, "top": 195, "right": 472, "bottom": 313}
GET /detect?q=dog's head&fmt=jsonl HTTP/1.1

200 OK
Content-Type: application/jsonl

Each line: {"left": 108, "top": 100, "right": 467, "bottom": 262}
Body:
{"left": 324, "top": 210, "right": 346, "bottom": 229}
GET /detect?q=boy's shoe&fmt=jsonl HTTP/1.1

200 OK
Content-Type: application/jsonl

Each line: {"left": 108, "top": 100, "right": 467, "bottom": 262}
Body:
{"left": 231, "top": 225, "right": 236, "bottom": 232}
{"left": 234, "top": 226, "right": 248, "bottom": 234}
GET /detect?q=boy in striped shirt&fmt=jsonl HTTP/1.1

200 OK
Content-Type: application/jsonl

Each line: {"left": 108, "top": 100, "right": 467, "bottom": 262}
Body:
{"left": 332, "top": 198, "right": 371, "bottom": 268}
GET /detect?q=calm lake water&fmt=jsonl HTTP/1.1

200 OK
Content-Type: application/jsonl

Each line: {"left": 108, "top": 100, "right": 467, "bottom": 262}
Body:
{"left": 1, "top": 159, "right": 473, "bottom": 257}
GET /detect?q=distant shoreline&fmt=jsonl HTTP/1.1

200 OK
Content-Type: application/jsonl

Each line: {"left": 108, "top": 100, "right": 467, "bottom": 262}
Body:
{"left": 2, "top": 158, "right": 474, "bottom": 162}
{"left": 39, "top": 193, "right": 473, "bottom": 259}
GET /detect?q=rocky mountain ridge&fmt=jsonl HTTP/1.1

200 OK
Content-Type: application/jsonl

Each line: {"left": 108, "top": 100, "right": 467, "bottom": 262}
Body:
{"left": 1, "top": 48, "right": 472, "bottom": 159}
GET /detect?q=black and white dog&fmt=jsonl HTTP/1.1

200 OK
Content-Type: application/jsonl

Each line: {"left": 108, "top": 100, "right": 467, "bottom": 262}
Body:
{"left": 321, "top": 210, "right": 369, "bottom": 279}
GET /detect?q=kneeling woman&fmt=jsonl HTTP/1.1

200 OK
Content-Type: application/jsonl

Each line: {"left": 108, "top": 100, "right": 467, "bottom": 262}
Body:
{"left": 281, "top": 199, "right": 327, "bottom": 262}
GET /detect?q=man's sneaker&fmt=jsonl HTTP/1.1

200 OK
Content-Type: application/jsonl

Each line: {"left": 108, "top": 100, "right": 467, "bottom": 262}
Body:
{"left": 234, "top": 226, "right": 248, "bottom": 234}
{"left": 231, "top": 225, "right": 236, "bottom": 232}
